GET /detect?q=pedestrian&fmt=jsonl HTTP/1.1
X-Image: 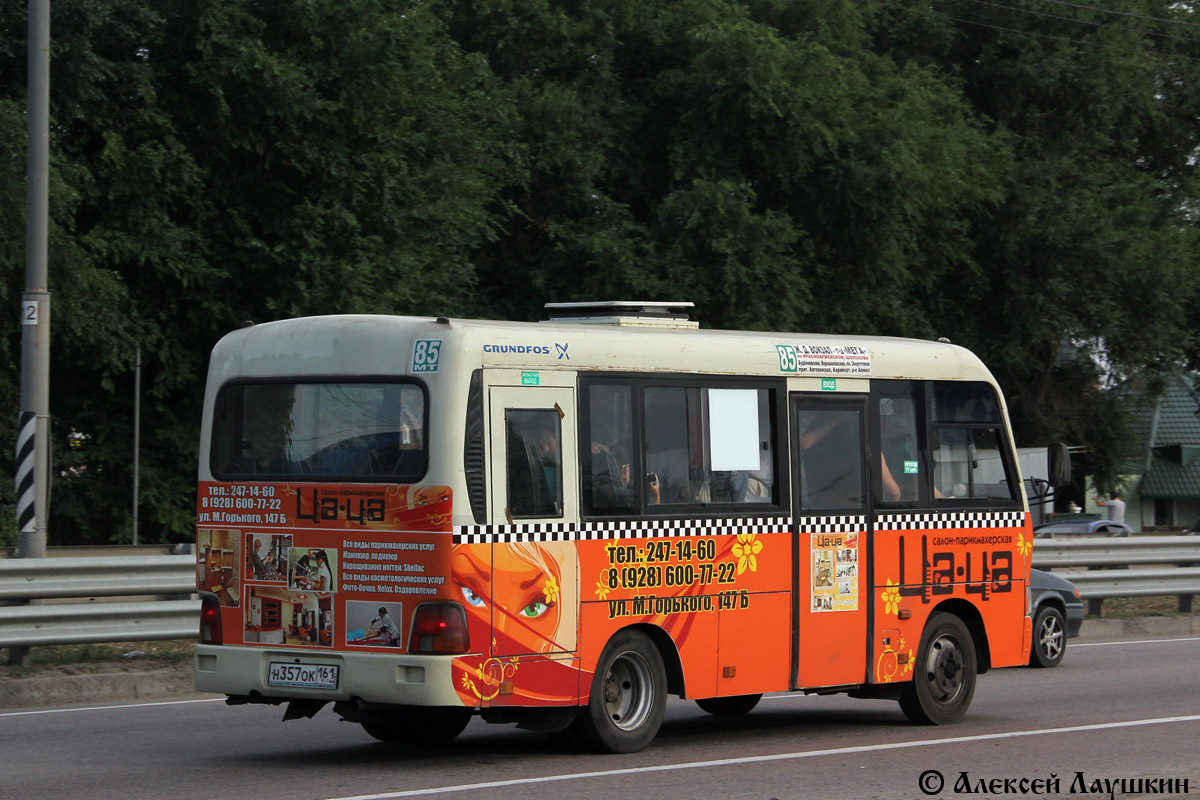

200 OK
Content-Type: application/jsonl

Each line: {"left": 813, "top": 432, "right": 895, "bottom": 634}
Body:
{"left": 1094, "top": 490, "right": 1126, "bottom": 524}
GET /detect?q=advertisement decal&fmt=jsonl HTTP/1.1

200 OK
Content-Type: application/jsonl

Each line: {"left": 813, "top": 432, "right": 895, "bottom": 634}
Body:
{"left": 197, "top": 482, "right": 453, "bottom": 653}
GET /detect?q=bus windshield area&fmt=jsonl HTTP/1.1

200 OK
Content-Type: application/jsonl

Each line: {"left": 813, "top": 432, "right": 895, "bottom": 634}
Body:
{"left": 211, "top": 381, "right": 426, "bottom": 482}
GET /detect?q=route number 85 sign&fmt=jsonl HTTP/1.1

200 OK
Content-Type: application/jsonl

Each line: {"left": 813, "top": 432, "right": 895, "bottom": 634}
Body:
{"left": 412, "top": 339, "right": 442, "bottom": 373}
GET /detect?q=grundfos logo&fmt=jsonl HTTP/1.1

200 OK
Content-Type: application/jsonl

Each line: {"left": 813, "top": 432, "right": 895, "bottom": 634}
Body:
{"left": 482, "top": 342, "right": 570, "bottom": 359}
{"left": 483, "top": 344, "right": 551, "bottom": 354}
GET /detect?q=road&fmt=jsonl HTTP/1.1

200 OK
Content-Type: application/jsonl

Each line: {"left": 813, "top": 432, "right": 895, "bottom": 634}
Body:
{"left": 4, "top": 635, "right": 1199, "bottom": 800}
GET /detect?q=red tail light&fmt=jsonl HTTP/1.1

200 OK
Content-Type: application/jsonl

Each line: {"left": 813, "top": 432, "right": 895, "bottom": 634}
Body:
{"left": 408, "top": 603, "right": 469, "bottom": 654}
{"left": 200, "top": 594, "right": 224, "bottom": 645}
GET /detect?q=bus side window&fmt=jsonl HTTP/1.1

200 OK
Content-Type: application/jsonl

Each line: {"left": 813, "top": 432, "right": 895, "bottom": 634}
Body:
{"left": 644, "top": 387, "right": 702, "bottom": 504}
{"left": 506, "top": 410, "right": 562, "bottom": 518}
{"left": 930, "top": 382, "right": 1015, "bottom": 502}
{"left": 582, "top": 383, "right": 637, "bottom": 515}
{"left": 876, "top": 384, "right": 921, "bottom": 505}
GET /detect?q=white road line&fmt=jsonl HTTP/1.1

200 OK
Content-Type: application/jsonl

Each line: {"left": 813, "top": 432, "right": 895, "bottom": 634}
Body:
{"left": 1073, "top": 636, "right": 1200, "bottom": 648}
{"left": 0, "top": 697, "right": 223, "bottom": 718}
{"left": 322, "top": 715, "right": 1200, "bottom": 800}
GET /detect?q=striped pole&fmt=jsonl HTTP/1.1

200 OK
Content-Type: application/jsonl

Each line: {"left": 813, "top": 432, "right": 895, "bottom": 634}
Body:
{"left": 15, "top": 411, "right": 35, "bottom": 534}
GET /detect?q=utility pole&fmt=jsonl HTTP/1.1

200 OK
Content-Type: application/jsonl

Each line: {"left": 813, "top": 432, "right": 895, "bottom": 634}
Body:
{"left": 12, "top": 0, "right": 51, "bottom": 667}
{"left": 132, "top": 347, "right": 140, "bottom": 545}
{"left": 19, "top": 0, "right": 51, "bottom": 556}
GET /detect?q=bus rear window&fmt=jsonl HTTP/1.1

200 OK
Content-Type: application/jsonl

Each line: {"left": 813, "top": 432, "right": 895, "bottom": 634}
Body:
{"left": 211, "top": 381, "right": 426, "bottom": 481}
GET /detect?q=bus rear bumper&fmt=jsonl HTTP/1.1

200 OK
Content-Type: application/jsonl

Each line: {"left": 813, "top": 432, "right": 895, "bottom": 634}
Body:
{"left": 193, "top": 644, "right": 467, "bottom": 707}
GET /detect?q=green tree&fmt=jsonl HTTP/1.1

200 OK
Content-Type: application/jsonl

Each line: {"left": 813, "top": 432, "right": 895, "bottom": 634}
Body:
{"left": 876, "top": 0, "right": 1200, "bottom": 481}
{"left": 445, "top": 0, "right": 1005, "bottom": 336}
{"left": 0, "top": 0, "right": 515, "bottom": 543}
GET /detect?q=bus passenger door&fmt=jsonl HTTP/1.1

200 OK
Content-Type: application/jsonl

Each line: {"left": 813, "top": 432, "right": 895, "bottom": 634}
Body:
{"left": 790, "top": 394, "right": 870, "bottom": 690}
{"left": 483, "top": 386, "right": 579, "bottom": 662}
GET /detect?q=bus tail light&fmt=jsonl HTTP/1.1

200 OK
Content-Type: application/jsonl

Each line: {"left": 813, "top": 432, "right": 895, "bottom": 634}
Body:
{"left": 200, "top": 594, "right": 224, "bottom": 645}
{"left": 408, "top": 603, "right": 469, "bottom": 654}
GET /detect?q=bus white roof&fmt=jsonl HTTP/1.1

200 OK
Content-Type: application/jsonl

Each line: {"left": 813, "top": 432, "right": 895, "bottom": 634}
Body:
{"left": 207, "top": 313, "right": 999, "bottom": 387}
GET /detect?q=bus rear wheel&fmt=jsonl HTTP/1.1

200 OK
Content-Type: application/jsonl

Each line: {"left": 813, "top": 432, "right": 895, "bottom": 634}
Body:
{"left": 572, "top": 630, "right": 667, "bottom": 753}
{"left": 359, "top": 707, "right": 472, "bottom": 744}
{"left": 695, "top": 694, "right": 762, "bottom": 717}
{"left": 899, "top": 612, "right": 976, "bottom": 725}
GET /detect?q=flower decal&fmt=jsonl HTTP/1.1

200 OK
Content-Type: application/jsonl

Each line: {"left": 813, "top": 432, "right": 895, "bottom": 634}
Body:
{"left": 594, "top": 579, "right": 610, "bottom": 601}
{"left": 732, "top": 533, "right": 764, "bottom": 575}
{"left": 875, "top": 635, "right": 914, "bottom": 683}
{"left": 1015, "top": 533, "right": 1032, "bottom": 560}
{"left": 881, "top": 579, "right": 901, "bottom": 616}
{"left": 458, "top": 658, "right": 520, "bottom": 701}
{"left": 543, "top": 575, "right": 560, "bottom": 605}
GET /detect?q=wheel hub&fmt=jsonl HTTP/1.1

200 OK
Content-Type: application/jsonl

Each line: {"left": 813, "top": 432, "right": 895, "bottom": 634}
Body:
{"left": 928, "top": 636, "right": 964, "bottom": 701}
{"left": 603, "top": 652, "right": 653, "bottom": 731}
{"left": 1039, "top": 616, "right": 1063, "bottom": 658}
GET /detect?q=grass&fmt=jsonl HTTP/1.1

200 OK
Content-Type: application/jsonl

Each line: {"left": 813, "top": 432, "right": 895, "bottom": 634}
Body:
{"left": 1088, "top": 595, "right": 1188, "bottom": 619}
{"left": 2, "top": 639, "right": 194, "bottom": 678}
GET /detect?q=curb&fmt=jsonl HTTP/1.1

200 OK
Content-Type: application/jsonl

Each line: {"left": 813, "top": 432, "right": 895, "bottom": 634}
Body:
{"left": 1076, "top": 614, "right": 1199, "bottom": 641}
{"left": 0, "top": 665, "right": 199, "bottom": 709}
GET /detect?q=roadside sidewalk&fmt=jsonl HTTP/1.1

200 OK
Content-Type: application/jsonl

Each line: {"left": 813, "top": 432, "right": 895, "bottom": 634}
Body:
{"left": 2, "top": 615, "right": 1197, "bottom": 709}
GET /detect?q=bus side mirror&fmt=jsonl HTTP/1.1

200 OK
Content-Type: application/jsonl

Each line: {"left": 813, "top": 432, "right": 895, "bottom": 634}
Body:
{"left": 1047, "top": 442, "right": 1071, "bottom": 489}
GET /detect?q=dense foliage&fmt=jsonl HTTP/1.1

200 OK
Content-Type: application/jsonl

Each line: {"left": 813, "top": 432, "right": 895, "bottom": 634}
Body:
{"left": 1, "top": 0, "right": 1197, "bottom": 544}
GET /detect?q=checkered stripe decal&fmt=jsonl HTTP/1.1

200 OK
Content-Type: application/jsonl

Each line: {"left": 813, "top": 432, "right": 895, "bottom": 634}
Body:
{"left": 454, "top": 512, "right": 1025, "bottom": 542}
{"left": 795, "top": 515, "right": 866, "bottom": 533}
{"left": 875, "top": 510, "right": 1026, "bottom": 531}
{"left": 453, "top": 516, "right": 789, "bottom": 544}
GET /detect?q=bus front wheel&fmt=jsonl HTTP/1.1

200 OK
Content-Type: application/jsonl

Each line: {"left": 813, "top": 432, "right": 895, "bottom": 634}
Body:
{"left": 899, "top": 612, "right": 977, "bottom": 725}
{"left": 572, "top": 630, "right": 667, "bottom": 753}
{"left": 359, "top": 707, "right": 471, "bottom": 744}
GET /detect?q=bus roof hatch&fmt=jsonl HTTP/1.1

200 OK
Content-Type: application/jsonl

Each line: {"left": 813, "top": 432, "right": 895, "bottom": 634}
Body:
{"left": 542, "top": 300, "right": 698, "bottom": 329}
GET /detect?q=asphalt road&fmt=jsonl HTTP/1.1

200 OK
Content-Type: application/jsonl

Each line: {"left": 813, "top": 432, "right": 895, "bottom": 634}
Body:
{"left": 4, "top": 635, "right": 1199, "bottom": 800}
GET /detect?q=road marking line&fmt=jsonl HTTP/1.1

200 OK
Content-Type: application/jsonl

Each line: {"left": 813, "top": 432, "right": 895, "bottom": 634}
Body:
{"left": 1074, "top": 636, "right": 1200, "bottom": 648}
{"left": 322, "top": 715, "right": 1200, "bottom": 800}
{"left": 0, "top": 697, "right": 223, "bottom": 718}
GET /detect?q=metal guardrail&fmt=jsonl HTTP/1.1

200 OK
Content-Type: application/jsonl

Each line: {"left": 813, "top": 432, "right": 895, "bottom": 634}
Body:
{"left": 1033, "top": 535, "right": 1200, "bottom": 614}
{"left": 1031, "top": 536, "right": 1200, "bottom": 569}
{"left": 0, "top": 600, "right": 201, "bottom": 648}
{"left": 0, "top": 544, "right": 192, "bottom": 560}
{"left": 0, "top": 555, "right": 198, "bottom": 649}
{"left": 0, "top": 555, "right": 196, "bottom": 601}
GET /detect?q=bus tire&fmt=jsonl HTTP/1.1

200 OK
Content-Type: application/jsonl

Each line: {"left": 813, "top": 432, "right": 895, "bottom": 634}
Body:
{"left": 898, "top": 612, "right": 976, "bottom": 725}
{"left": 695, "top": 694, "right": 762, "bottom": 717}
{"left": 359, "top": 707, "right": 471, "bottom": 744}
{"left": 572, "top": 630, "right": 667, "bottom": 753}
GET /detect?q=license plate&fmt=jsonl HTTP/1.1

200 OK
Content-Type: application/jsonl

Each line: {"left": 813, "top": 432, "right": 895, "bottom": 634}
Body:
{"left": 268, "top": 662, "right": 339, "bottom": 690}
